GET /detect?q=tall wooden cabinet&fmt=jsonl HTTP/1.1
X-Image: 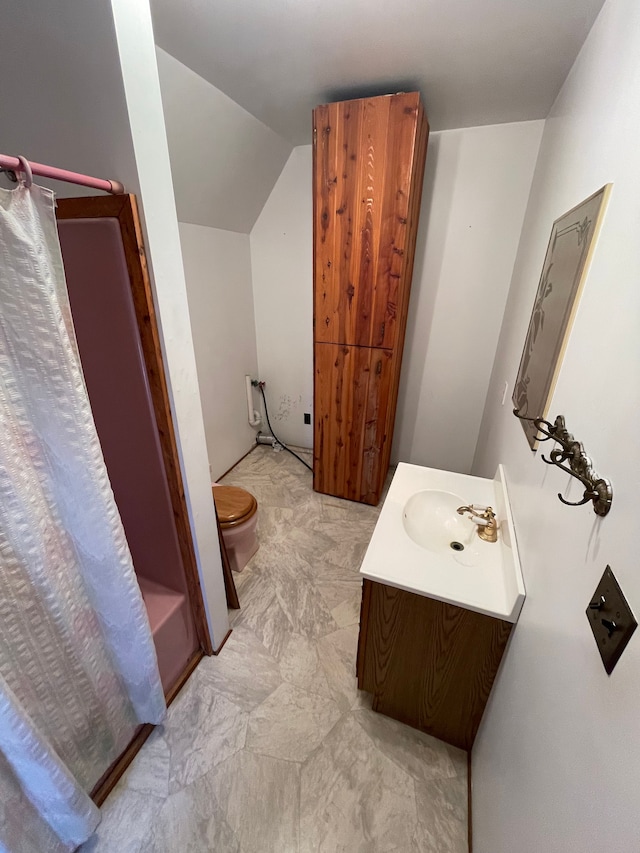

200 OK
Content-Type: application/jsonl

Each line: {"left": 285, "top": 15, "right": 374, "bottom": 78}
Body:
{"left": 312, "top": 92, "right": 429, "bottom": 504}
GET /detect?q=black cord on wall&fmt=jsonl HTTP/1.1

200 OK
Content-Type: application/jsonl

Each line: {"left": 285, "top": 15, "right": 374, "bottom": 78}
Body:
{"left": 257, "top": 383, "right": 313, "bottom": 472}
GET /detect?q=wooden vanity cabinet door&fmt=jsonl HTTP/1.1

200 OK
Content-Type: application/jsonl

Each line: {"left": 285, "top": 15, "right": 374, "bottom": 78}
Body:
{"left": 313, "top": 93, "right": 427, "bottom": 351}
{"left": 356, "top": 579, "right": 513, "bottom": 750}
{"left": 313, "top": 343, "right": 394, "bottom": 504}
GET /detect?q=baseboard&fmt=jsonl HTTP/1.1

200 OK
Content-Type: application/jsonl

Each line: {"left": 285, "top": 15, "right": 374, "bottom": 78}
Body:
{"left": 282, "top": 443, "right": 312, "bottom": 454}
{"left": 213, "top": 628, "right": 233, "bottom": 655}
{"left": 216, "top": 443, "right": 258, "bottom": 481}
{"left": 217, "top": 442, "right": 312, "bottom": 483}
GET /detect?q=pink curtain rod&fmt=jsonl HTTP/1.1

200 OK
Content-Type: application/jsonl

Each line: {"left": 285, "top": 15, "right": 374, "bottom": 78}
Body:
{"left": 0, "top": 153, "right": 124, "bottom": 195}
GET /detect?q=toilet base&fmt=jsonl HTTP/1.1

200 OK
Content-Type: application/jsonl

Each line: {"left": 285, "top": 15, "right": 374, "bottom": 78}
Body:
{"left": 220, "top": 512, "right": 259, "bottom": 573}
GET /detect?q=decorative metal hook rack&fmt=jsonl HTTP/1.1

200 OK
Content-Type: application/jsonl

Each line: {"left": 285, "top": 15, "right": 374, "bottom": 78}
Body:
{"left": 513, "top": 410, "right": 613, "bottom": 516}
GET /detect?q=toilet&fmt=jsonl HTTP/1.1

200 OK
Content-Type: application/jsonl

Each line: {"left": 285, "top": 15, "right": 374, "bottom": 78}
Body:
{"left": 212, "top": 483, "right": 259, "bottom": 573}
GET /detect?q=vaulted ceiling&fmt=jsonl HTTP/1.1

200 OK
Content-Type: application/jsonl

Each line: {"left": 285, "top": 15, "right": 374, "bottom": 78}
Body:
{"left": 156, "top": 48, "right": 291, "bottom": 232}
{"left": 151, "top": 0, "right": 605, "bottom": 145}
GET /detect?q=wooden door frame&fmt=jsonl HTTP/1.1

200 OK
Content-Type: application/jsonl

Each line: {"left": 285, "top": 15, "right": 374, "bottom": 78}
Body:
{"left": 56, "top": 194, "right": 213, "bottom": 656}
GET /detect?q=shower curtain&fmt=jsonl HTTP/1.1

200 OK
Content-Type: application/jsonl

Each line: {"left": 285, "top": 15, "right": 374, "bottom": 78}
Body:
{"left": 0, "top": 173, "right": 166, "bottom": 852}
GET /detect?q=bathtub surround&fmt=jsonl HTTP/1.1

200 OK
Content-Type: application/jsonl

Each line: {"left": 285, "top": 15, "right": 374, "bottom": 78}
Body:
{"left": 471, "top": 0, "right": 640, "bottom": 849}
{"left": 81, "top": 448, "right": 468, "bottom": 852}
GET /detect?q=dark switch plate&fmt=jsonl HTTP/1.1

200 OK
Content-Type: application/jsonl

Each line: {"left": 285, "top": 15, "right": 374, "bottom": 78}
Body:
{"left": 586, "top": 565, "right": 637, "bottom": 675}
{"left": 304, "top": 413, "right": 311, "bottom": 425}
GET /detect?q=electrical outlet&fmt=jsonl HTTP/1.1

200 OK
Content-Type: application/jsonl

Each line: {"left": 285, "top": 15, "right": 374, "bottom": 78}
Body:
{"left": 304, "top": 413, "right": 311, "bottom": 425}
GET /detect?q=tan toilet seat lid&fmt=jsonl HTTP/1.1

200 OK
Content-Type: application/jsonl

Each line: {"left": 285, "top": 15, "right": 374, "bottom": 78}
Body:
{"left": 212, "top": 485, "right": 257, "bottom": 527}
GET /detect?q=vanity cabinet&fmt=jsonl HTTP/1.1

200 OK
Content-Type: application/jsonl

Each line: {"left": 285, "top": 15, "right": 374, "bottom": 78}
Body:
{"left": 313, "top": 93, "right": 429, "bottom": 505}
{"left": 356, "top": 579, "right": 512, "bottom": 750}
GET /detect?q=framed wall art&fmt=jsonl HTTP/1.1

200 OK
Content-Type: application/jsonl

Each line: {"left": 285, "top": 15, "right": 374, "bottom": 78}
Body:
{"left": 513, "top": 184, "right": 612, "bottom": 448}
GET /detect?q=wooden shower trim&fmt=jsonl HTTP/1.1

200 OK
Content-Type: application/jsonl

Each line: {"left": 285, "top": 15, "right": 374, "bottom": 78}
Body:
{"left": 56, "top": 195, "right": 213, "bottom": 655}
{"left": 91, "top": 622, "right": 234, "bottom": 805}
{"left": 91, "top": 648, "right": 204, "bottom": 806}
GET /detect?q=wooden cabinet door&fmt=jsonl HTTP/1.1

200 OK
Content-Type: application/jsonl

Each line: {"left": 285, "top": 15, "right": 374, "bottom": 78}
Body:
{"left": 356, "top": 580, "right": 513, "bottom": 750}
{"left": 313, "top": 342, "right": 394, "bottom": 504}
{"left": 313, "top": 93, "right": 426, "bottom": 350}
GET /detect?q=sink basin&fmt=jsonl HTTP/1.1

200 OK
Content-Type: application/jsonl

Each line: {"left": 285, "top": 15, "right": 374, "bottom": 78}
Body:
{"left": 402, "top": 489, "right": 485, "bottom": 567}
{"left": 359, "top": 462, "right": 526, "bottom": 622}
{"left": 402, "top": 490, "right": 466, "bottom": 552}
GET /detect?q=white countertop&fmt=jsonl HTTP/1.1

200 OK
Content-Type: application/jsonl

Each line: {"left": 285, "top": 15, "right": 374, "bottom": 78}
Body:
{"left": 359, "top": 463, "right": 526, "bottom": 623}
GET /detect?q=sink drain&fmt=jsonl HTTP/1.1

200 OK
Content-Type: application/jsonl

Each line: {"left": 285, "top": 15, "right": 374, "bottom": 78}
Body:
{"left": 450, "top": 541, "right": 465, "bottom": 552}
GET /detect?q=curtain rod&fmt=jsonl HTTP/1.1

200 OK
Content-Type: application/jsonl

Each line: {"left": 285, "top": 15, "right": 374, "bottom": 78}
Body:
{"left": 0, "top": 154, "right": 124, "bottom": 195}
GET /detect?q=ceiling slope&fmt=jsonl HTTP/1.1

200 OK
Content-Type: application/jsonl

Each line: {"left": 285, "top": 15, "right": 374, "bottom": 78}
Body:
{"left": 156, "top": 47, "right": 292, "bottom": 232}
{"left": 152, "top": 0, "right": 605, "bottom": 145}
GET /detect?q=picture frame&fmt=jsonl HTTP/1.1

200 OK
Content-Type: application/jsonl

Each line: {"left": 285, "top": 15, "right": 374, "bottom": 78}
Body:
{"left": 512, "top": 184, "right": 612, "bottom": 448}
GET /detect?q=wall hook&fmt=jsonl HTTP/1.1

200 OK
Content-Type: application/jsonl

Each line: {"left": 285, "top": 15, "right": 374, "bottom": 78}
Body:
{"left": 557, "top": 488, "right": 599, "bottom": 508}
{"left": 511, "top": 410, "right": 559, "bottom": 443}
{"left": 513, "top": 409, "right": 613, "bottom": 516}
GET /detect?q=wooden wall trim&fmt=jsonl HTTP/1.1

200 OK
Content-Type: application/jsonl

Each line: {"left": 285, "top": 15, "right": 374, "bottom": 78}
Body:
{"left": 56, "top": 195, "right": 213, "bottom": 655}
{"left": 91, "top": 723, "right": 155, "bottom": 808}
{"left": 468, "top": 750, "right": 473, "bottom": 852}
{"left": 212, "top": 628, "right": 233, "bottom": 655}
{"left": 90, "top": 648, "right": 204, "bottom": 806}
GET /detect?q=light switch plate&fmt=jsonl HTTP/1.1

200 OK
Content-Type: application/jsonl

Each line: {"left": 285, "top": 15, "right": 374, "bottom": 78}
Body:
{"left": 586, "top": 565, "right": 637, "bottom": 675}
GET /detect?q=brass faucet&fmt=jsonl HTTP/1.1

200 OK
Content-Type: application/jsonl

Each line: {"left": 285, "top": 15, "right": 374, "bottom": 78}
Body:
{"left": 456, "top": 504, "right": 499, "bottom": 543}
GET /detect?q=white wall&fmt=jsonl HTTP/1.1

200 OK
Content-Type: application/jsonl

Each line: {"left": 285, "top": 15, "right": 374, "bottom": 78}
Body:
{"left": 111, "top": 0, "right": 229, "bottom": 648}
{"left": 250, "top": 147, "right": 314, "bottom": 448}
{"left": 156, "top": 47, "right": 291, "bottom": 233}
{"left": 394, "top": 121, "right": 543, "bottom": 472}
{"left": 249, "top": 125, "right": 542, "bottom": 461}
{"left": 0, "top": 0, "right": 229, "bottom": 649}
{"left": 157, "top": 47, "right": 291, "bottom": 475}
{"left": 179, "top": 223, "right": 259, "bottom": 478}
{"left": 471, "top": 0, "right": 640, "bottom": 849}
{"left": 0, "top": 1, "right": 139, "bottom": 198}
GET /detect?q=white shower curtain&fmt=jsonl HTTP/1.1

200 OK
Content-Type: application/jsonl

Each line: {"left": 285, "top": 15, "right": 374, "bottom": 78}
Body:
{"left": 0, "top": 175, "right": 166, "bottom": 852}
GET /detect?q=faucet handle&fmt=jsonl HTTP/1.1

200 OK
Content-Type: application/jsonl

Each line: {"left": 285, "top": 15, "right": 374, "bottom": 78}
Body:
{"left": 456, "top": 503, "right": 492, "bottom": 517}
{"left": 456, "top": 504, "right": 499, "bottom": 542}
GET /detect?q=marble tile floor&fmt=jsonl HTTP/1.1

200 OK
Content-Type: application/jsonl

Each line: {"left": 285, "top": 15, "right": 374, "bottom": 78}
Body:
{"left": 81, "top": 447, "right": 468, "bottom": 853}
